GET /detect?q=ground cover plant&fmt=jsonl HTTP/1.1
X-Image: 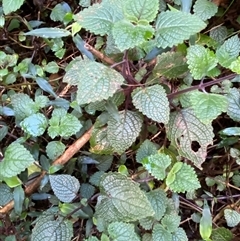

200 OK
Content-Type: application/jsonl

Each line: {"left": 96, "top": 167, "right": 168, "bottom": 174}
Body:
{"left": 0, "top": 0, "right": 240, "bottom": 240}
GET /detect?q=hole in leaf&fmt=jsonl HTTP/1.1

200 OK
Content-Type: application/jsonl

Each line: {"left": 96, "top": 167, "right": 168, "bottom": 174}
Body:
{"left": 191, "top": 141, "right": 201, "bottom": 152}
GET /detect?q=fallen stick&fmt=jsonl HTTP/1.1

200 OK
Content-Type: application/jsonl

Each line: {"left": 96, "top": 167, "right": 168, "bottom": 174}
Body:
{"left": 0, "top": 126, "right": 93, "bottom": 216}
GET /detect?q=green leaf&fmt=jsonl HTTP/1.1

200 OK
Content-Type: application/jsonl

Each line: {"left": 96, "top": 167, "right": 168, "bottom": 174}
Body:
{"left": 50, "top": 3, "right": 71, "bottom": 23}
{"left": 0, "top": 183, "right": 13, "bottom": 206}
{"left": 139, "top": 216, "right": 154, "bottom": 230}
{"left": 166, "top": 162, "right": 182, "bottom": 185}
{"left": 107, "top": 110, "right": 143, "bottom": 154}
{"left": 193, "top": 0, "right": 218, "bottom": 21}
{"left": 75, "top": 2, "right": 124, "bottom": 36}
{"left": 132, "top": 85, "right": 170, "bottom": 124}
{"left": 232, "top": 174, "right": 240, "bottom": 187}
{"left": 172, "top": 227, "right": 188, "bottom": 241}
{"left": 48, "top": 108, "right": 82, "bottom": 138}
{"left": 142, "top": 153, "right": 172, "bottom": 180}
{"left": 216, "top": 35, "right": 240, "bottom": 68}
{"left": 73, "top": 34, "right": 95, "bottom": 60}
{"left": 187, "top": 45, "right": 219, "bottom": 80}
{"left": 13, "top": 185, "right": 24, "bottom": 215}
{"left": 136, "top": 139, "right": 158, "bottom": 163}
{"left": 59, "top": 202, "right": 89, "bottom": 218}
{"left": 211, "top": 227, "right": 233, "bottom": 241}
{"left": 35, "top": 96, "right": 49, "bottom": 109}
{"left": 24, "top": 28, "right": 71, "bottom": 38}
{"left": 3, "top": 176, "right": 22, "bottom": 188}
{"left": 108, "top": 222, "right": 140, "bottom": 241}
{"left": 20, "top": 113, "right": 48, "bottom": 137}
{"left": 224, "top": 209, "right": 240, "bottom": 227}
{"left": 80, "top": 183, "right": 95, "bottom": 199}
{"left": 96, "top": 172, "right": 154, "bottom": 222}
{"left": 92, "top": 155, "right": 112, "bottom": 170}
{"left": 200, "top": 200, "right": 212, "bottom": 241}
{"left": 152, "top": 224, "right": 172, "bottom": 241}
{"left": 86, "top": 91, "right": 125, "bottom": 114}
{"left": 210, "top": 26, "right": 228, "bottom": 44}
{"left": 0, "top": 143, "right": 35, "bottom": 178}
{"left": 35, "top": 77, "right": 58, "bottom": 98}
{"left": 142, "top": 233, "right": 153, "bottom": 241}
{"left": 44, "top": 61, "right": 59, "bottom": 74}
{"left": 167, "top": 108, "right": 214, "bottom": 169}
{"left": 89, "top": 171, "right": 105, "bottom": 187}
{"left": 46, "top": 141, "right": 66, "bottom": 160}
{"left": 155, "top": 11, "right": 206, "bottom": 48}
{"left": 49, "top": 174, "right": 80, "bottom": 203}
{"left": 123, "top": 0, "right": 159, "bottom": 23}
{"left": 162, "top": 214, "right": 180, "bottom": 232}
{"left": 153, "top": 52, "right": 188, "bottom": 79}
{"left": 79, "top": 0, "right": 91, "bottom": 7}
{"left": 189, "top": 92, "right": 228, "bottom": 124}
{"left": 166, "top": 163, "right": 200, "bottom": 193}
{"left": 90, "top": 126, "right": 115, "bottom": 155}
{"left": 63, "top": 59, "right": 124, "bottom": 105}
{"left": 226, "top": 88, "right": 240, "bottom": 122}
{"left": 112, "top": 20, "right": 154, "bottom": 51}
{"left": 3, "top": 0, "right": 24, "bottom": 14}
{"left": 32, "top": 216, "right": 73, "bottom": 241}
{"left": 0, "top": 125, "right": 8, "bottom": 141}
{"left": 11, "top": 93, "right": 38, "bottom": 120}
{"left": 229, "top": 56, "right": 240, "bottom": 74}
{"left": 146, "top": 189, "right": 168, "bottom": 221}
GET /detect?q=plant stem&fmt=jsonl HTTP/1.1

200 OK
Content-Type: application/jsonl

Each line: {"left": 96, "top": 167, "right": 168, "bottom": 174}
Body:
{"left": 167, "top": 73, "right": 237, "bottom": 99}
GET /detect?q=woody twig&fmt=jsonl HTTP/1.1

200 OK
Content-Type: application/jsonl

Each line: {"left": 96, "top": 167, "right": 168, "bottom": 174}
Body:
{"left": 0, "top": 126, "right": 93, "bottom": 216}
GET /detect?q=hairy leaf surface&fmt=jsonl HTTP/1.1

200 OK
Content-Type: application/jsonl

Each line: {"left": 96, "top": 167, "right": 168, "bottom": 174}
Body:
{"left": 152, "top": 224, "right": 172, "bottom": 241}
{"left": 166, "top": 163, "right": 200, "bottom": 192}
{"left": 193, "top": 0, "right": 218, "bottom": 21}
{"left": 190, "top": 92, "right": 228, "bottom": 124}
{"left": 0, "top": 143, "right": 35, "bottom": 178}
{"left": 187, "top": 45, "right": 219, "bottom": 79}
{"left": 153, "top": 52, "right": 188, "bottom": 79}
{"left": 216, "top": 35, "right": 240, "bottom": 68}
{"left": 132, "top": 85, "right": 169, "bottom": 124}
{"left": 155, "top": 11, "right": 206, "bottom": 48}
{"left": 96, "top": 172, "right": 154, "bottom": 222}
{"left": 32, "top": 216, "right": 73, "bottom": 241}
{"left": 142, "top": 153, "right": 171, "bottom": 180}
{"left": 107, "top": 110, "right": 143, "bottom": 154}
{"left": 48, "top": 108, "right": 82, "bottom": 138}
{"left": 112, "top": 20, "right": 154, "bottom": 51}
{"left": 172, "top": 228, "right": 188, "bottom": 241}
{"left": 20, "top": 113, "right": 48, "bottom": 137}
{"left": 123, "top": 0, "right": 159, "bottom": 23}
{"left": 108, "top": 222, "right": 140, "bottom": 241}
{"left": 136, "top": 140, "right": 158, "bottom": 163}
{"left": 46, "top": 141, "right": 66, "bottom": 160}
{"left": 162, "top": 214, "right": 180, "bottom": 232}
{"left": 63, "top": 59, "right": 124, "bottom": 105}
{"left": 90, "top": 126, "right": 115, "bottom": 155}
{"left": 224, "top": 209, "right": 240, "bottom": 227}
{"left": 49, "top": 174, "right": 80, "bottom": 203}
{"left": 167, "top": 108, "right": 214, "bottom": 169}
{"left": 211, "top": 227, "right": 233, "bottom": 241}
{"left": 0, "top": 183, "right": 13, "bottom": 206}
{"left": 75, "top": 2, "right": 124, "bottom": 35}
{"left": 11, "top": 93, "right": 38, "bottom": 120}
{"left": 146, "top": 189, "right": 168, "bottom": 221}
{"left": 227, "top": 88, "right": 240, "bottom": 122}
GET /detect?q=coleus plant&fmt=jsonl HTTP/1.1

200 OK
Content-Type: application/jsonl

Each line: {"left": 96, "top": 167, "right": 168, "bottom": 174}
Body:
{"left": 0, "top": 0, "right": 240, "bottom": 240}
